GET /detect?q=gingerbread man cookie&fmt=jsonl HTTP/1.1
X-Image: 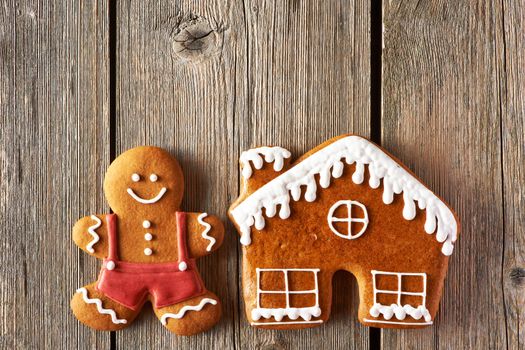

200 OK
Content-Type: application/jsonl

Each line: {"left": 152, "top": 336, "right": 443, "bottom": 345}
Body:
{"left": 71, "top": 146, "right": 224, "bottom": 335}
{"left": 229, "top": 135, "right": 459, "bottom": 329}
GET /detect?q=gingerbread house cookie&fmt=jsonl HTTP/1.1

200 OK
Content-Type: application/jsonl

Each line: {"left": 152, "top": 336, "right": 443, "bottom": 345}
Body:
{"left": 228, "top": 135, "right": 459, "bottom": 329}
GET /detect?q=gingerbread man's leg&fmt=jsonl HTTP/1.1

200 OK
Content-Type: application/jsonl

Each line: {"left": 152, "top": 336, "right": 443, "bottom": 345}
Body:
{"left": 153, "top": 291, "right": 222, "bottom": 336}
{"left": 71, "top": 282, "right": 140, "bottom": 331}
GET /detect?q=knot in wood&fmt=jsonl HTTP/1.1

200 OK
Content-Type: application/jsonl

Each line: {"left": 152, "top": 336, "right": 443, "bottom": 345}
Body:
{"left": 510, "top": 267, "right": 525, "bottom": 286}
{"left": 172, "top": 19, "right": 220, "bottom": 62}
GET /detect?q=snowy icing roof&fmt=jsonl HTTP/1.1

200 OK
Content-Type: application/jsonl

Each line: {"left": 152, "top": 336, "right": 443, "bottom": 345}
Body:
{"left": 240, "top": 146, "right": 291, "bottom": 179}
{"left": 230, "top": 135, "right": 458, "bottom": 256}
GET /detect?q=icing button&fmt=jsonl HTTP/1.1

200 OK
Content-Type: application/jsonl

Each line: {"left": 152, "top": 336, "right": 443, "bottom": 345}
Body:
{"left": 144, "top": 233, "right": 153, "bottom": 241}
{"left": 144, "top": 248, "right": 153, "bottom": 256}
{"left": 106, "top": 261, "right": 116, "bottom": 270}
{"left": 178, "top": 261, "right": 188, "bottom": 271}
{"left": 142, "top": 220, "right": 151, "bottom": 228}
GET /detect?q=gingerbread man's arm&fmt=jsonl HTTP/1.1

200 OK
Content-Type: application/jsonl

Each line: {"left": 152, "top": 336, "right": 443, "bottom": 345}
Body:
{"left": 72, "top": 214, "right": 109, "bottom": 259}
{"left": 185, "top": 213, "right": 224, "bottom": 258}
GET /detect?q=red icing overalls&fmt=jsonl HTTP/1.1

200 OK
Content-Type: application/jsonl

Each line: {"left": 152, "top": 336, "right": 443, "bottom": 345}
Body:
{"left": 96, "top": 212, "right": 205, "bottom": 310}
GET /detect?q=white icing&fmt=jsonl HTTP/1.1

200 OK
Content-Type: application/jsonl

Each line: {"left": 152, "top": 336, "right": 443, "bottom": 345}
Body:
{"left": 252, "top": 306, "right": 322, "bottom": 322}
{"left": 363, "top": 318, "right": 432, "bottom": 326}
{"left": 127, "top": 187, "right": 167, "bottom": 204}
{"left": 86, "top": 215, "right": 102, "bottom": 253}
{"left": 144, "top": 248, "right": 153, "bottom": 256}
{"left": 327, "top": 200, "right": 369, "bottom": 240}
{"left": 370, "top": 270, "right": 431, "bottom": 322}
{"left": 149, "top": 174, "right": 158, "bottom": 182}
{"left": 76, "top": 287, "right": 127, "bottom": 324}
{"left": 240, "top": 146, "right": 292, "bottom": 179}
{"left": 251, "top": 320, "right": 324, "bottom": 326}
{"left": 144, "top": 233, "right": 153, "bottom": 241}
{"left": 178, "top": 261, "right": 187, "bottom": 271}
{"left": 131, "top": 173, "right": 140, "bottom": 182}
{"left": 197, "top": 213, "right": 216, "bottom": 252}
{"left": 142, "top": 220, "right": 151, "bottom": 228}
{"left": 253, "top": 268, "right": 321, "bottom": 322}
{"left": 160, "top": 298, "right": 218, "bottom": 325}
{"left": 231, "top": 136, "right": 457, "bottom": 255}
{"left": 369, "top": 303, "right": 431, "bottom": 322}
{"left": 106, "top": 261, "right": 116, "bottom": 270}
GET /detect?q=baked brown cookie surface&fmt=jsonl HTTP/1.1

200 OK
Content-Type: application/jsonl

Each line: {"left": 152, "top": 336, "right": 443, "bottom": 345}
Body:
{"left": 229, "top": 135, "right": 459, "bottom": 329}
{"left": 71, "top": 146, "right": 224, "bottom": 335}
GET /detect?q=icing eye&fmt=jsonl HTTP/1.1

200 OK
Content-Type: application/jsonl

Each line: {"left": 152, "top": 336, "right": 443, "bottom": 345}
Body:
{"left": 131, "top": 173, "right": 140, "bottom": 182}
{"left": 149, "top": 174, "right": 158, "bottom": 182}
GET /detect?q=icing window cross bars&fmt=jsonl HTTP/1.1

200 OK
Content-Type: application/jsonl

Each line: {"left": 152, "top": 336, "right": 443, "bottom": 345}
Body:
{"left": 367, "top": 270, "right": 432, "bottom": 324}
{"left": 327, "top": 200, "right": 369, "bottom": 239}
{"left": 251, "top": 268, "right": 322, "bottom": 325}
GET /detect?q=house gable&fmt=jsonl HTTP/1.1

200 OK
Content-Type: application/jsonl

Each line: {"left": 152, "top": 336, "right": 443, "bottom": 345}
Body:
{"left": 230, "top": 135, "right": 458, "bottom": 256}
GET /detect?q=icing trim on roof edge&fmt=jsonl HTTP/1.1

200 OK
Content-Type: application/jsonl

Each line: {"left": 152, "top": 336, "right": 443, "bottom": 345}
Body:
{"left": 240, "top": 146, "right": 291, "bottom": 179}
{"left": 230, "top": 135, "right": 458, "bottom": 256}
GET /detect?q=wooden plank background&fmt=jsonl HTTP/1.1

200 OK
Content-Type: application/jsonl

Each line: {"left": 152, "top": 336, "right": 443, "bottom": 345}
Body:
{"left": 1, "top": 1, "right": 111, "bottom": 349}
{"left": 381, "top": 1, "right": 506, "bottom": 348}
{"left": 0, "top": 0, "right": 523, "bottom": 349}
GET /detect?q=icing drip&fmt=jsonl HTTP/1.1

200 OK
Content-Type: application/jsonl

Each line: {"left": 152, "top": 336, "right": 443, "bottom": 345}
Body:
{"left": 231, "top": 136, "right": 457, "bottom": 255}
{"left": 198, "top": 213, "right": 216, "bottom": 252}
{"left": 76, "top": 288, "right": 127, "bottom": 324}
{"left": 86, "top": 215, "right": 102, "bottom": 253}
{"left": 251, "top": 306, "right": 322, "bottom": 322}
{"left": 160, "top": 298, "right": 218, "bottom": 325}
{"left": 240, "top": 147, "right": 292, "bottom": 179}
{"left": 369, "top": 303, "right": 432, "bottom": 322}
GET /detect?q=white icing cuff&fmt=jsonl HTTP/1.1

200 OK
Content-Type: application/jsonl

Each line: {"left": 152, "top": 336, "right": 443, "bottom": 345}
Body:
{"left": 76, "top": 288, "right": 127, "bottom": 324}
{"left": 86, "top": 215, "right": 102, "bottom": 253}
{"left": 160, "top": 298, "right": 217, "bottom": 325}
{"left": 369, "top": 303, "right": 432, "bottom": 322}
{"left": 251, "top": 306, "right": 321, "bottom": 322}
{"left": 198, "top": 213, "right": 216, "bottom": 252}
{"left": 231, "top": 136, "right": 458, "bottom": 255}
{"left": 240, "top": 147, "right": 291, "bottom": 179}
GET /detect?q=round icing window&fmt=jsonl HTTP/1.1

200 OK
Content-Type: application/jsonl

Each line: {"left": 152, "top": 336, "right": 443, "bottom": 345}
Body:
{"left": 327, "top": 200, "right": 369, "bottom": 240}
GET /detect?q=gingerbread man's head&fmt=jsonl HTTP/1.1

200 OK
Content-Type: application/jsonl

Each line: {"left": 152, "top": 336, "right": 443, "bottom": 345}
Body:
{"left": 103, "top": 146, "right": 184, "bottom": 214}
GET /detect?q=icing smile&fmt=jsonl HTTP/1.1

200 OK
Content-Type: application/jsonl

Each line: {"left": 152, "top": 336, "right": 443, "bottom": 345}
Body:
{"left": 127, "top": 187, "right": 167, "bottom": 204}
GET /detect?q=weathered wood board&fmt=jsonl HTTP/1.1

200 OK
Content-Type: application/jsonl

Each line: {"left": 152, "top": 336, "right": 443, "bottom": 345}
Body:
{"left": 114, "top": 1, "right": 242, "bottom": 348}
{"left": 0, "top": 1, "right": 110, "bottom": 349}
{"left": 501, "top": 0, "right": 525, "bottom": 348}
{"left": 114, "top": 0, "right": 370, "bottom": 348}
{"left": 381, "top": 1, "right": 513, "bottom": 349}
{"left": 236, "top": 0, "right": 370, "bottom": 349}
